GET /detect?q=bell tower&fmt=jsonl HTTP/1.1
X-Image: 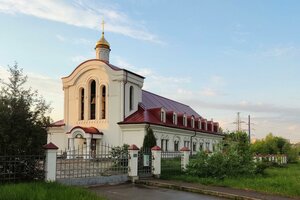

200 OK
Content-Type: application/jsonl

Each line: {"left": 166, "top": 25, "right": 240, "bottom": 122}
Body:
{"left": 95, "top": 20, "right": 111, "bottom": 63}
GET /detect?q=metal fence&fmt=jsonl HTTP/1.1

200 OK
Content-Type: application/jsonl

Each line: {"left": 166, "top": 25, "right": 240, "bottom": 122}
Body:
{"left": 56, "top": 143, "right": 128, "bottom": 179}
{"left": 161, "top": 151, "right": 182, "bottom": 177}
{"left": 138, "top": 148, "right": 152, "bottom": 178}
{"left": 0, "top": 154, "right": 45, "bottom": 183}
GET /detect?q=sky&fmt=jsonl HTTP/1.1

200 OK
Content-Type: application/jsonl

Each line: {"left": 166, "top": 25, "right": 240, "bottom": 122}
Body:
{"left": 0, "top": 0, "right": 299, "bottom": 143}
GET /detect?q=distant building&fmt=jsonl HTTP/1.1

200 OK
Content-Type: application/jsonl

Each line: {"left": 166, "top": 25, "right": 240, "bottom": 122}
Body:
{"left": 48, "top": 24, "right": 224, "bottom": 157}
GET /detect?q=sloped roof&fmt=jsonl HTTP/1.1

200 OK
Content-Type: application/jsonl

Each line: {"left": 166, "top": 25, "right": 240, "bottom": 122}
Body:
{"left": 68, "top": 126, "right": 103, "bottom": 135}
{"left": 141, "top": 90, "right": 201, "bottom": 117}
{"left": 119, "top": 90, "right": 221, "bottom": 135}
{"left": 62, "top": 59, "right": 144, "bottom": 79}
{"left": 49, "top": 119, "right": 65, "bottom": 127}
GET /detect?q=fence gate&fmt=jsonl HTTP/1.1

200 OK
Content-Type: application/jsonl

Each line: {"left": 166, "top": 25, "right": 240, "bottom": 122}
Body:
{"left": 138, "top": 148, "right": 152, "bottom": 178}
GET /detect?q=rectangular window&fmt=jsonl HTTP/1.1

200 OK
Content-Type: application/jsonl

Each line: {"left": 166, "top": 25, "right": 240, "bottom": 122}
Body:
{"left": 184, "top": 141, "right": 190, "bottom": 148}
{"left": 199, "top": 143, "right": 203, "bottom": 151}
{"left": 161, "top": 139, "right": 168, "bottom": 151}
{"left": 174, "top": 141, "right": 179, "bottom": 151}
{"left": 206, "top": 142, "right": 210, "bottom": 151}
{"left": 193, "top": 142, "right": 196, "bottom": 151}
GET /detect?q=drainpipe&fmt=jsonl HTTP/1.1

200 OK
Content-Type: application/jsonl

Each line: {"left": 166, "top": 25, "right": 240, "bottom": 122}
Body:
{"left": 190, "top": 131, "right": 196, "bottom": 156}
{"left": 123, "top": 71, "right": 128, "bottom": 120}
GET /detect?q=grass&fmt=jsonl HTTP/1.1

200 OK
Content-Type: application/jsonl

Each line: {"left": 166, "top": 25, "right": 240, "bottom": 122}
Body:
{"left": 0, "top": 182, "right": 106, "bottom": 200}
{"left": 163, "top": 162, "right": 300, "bottom": 198}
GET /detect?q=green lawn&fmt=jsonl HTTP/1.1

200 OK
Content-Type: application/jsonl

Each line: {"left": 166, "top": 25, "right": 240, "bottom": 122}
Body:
{"left": 164, "top": 162, "right": 300, "bottom": 198}
{"left": 0, "top": 182, "right": 106, "bottom": 200}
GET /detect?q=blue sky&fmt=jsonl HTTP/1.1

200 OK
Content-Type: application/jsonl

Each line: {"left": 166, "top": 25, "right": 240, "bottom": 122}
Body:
{"left": 0, "top": 0, "right": 299, "bottom": 142}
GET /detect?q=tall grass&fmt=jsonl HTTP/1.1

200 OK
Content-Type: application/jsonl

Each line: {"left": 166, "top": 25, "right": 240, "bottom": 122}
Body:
{"left": 165, "top": 163, "right": 300, "bottom": 198}
{"left": 0, "top": 182, "right": 106, "bottom": 200}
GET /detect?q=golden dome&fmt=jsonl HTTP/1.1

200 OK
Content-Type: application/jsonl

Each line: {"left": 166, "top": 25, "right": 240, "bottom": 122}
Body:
{"left": 95, "top": 33, "right": 110, "bottom": 49}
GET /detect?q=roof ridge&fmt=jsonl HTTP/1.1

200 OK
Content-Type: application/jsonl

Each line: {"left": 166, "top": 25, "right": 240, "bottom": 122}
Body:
{"left": 142, "top": 90, "right": 192, "bottom": 108}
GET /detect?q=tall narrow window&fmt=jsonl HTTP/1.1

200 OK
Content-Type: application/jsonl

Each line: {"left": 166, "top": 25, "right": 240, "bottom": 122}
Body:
{"left": 191, "top": 117, "right": 195, "bottom": 128}
{"left": 199, "top": 143, "right": 203, "bottom": 151}
{"left": 80, "top": 88, "right": 84, "bottom": 120}
{"left": 161, "top": 109, "right": 166, "bottom": 122}
{"left": 129, "top": 86, "right": 134, "bottom": 111}
{"left": 183, "top": 115, "right": 187, "bottom": 126}
{"left": 173, "top": 113, "right": 177, "bottom": 125}
{"left": 90, "top": 80, "right": 96, "bottom": 120}
{"left": 101, "top": 86, "right": 106, "bottom": 119}
{"left": 174, "top": 141, "right": 179, "bottom": 151}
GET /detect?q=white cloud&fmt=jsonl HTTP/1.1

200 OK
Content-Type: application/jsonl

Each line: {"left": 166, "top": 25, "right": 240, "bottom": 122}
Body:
{"left": 260, "top": 46, "right": 300, "bottom": 57}
{"left": 0, "top": 0, "right": 162, "bottom": 43}
{"left": 55, "top": 34, "right": 93, "bottom": 46}
{"left": 200, "top": 87, "right": 217, "bottom": 97}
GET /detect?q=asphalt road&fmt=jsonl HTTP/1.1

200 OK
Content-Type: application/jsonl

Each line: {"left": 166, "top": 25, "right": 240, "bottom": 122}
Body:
{"left": 90, "top": 183, "right": 225, "bottom": 200}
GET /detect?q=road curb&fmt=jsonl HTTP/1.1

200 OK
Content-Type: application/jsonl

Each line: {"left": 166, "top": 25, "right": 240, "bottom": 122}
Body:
{"left": 136, "top": 180, "right": 261, "bottom": 200}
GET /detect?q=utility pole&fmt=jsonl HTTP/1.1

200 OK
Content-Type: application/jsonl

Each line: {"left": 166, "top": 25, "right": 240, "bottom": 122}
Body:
{"left": 233, "top": 112, "right": 245, "bottom": 132}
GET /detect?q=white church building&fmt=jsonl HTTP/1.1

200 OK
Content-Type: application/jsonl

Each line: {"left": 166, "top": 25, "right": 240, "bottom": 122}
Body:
{"left": 48, "top": 26, "right": 224, "bottom": 156}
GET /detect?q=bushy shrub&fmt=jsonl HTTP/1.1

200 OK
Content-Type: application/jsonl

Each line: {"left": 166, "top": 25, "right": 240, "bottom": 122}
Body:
{"left": 187, "top": 131, "right": 257, "bottom": 179}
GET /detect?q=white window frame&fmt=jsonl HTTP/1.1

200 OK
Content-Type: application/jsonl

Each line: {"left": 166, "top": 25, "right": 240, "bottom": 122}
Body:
{"left": 173, "top": 112, "right": 177, "bottom": 125}
{"left": 183, "top": 114, "right": 187, "bottom": 126}
{"left": 161, "top": 109, "right": 166, "bottom": 123}
{"left": 191, "top": 117, "right": 195, "bottom": 128}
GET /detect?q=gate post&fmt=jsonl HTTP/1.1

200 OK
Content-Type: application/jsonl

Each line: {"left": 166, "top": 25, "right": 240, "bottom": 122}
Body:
{"left": 128, "top": 144, "right": 139, "bottom": 182}
{"left": 180, "top": 147, "right": 190, "bottom": 171}
{"left": 43, "top": 142, "right": 59, "bottom": 182}
{"left": 151, "top": 146, "right": 161, "bottom": 178}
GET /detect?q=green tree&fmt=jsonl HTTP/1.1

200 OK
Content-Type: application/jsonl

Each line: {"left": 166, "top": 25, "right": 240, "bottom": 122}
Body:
{"left": 251, "top": 133, "right": 298, "bottom": 163}
{"left": 0, "top": 63, "right": 51, "bottom": 154}
{"left": 142, "top": 127, "right": 157, "bottom": 149}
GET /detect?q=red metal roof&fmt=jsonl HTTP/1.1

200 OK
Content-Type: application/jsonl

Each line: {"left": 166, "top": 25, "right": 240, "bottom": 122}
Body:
{"left": 49, "top": 119, "right": 65, "bottom": 127}
{"left": 141, "top": 90, "right": 201, "bottom": 117}
{"left": 119, "top": 90, "right": 222, "bottom": 135}
{"left": 68, "top": 126, "right": 103, "bottom": 135}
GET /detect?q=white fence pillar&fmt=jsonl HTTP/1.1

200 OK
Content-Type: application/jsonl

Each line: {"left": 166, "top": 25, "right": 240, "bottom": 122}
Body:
{"left": 180, "top": 147, "right": 190, "bottom": 171}
{"left": 151, "top": 146, "right": 161, "bottom": 178}
{"left": 43, "top": 142, "right": 58, "bottom": 182}
{"left": 128, "top": 144, "right": 139, "bottom": 182}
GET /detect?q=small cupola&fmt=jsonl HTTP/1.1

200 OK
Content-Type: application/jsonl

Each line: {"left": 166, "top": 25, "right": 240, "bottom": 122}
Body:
{"left": 95, "top": 20, "right": 111, "bottom": 63}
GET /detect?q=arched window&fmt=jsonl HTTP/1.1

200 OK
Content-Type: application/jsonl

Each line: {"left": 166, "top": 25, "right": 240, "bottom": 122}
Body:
{"left": 191, "top": 117, "right": 195, "bottom": 128}
{"left": 129, "top": 86, "right": 134, "bottom": 111}
{"left": 79, "top": 88, "right": 84, "bottom": 120}
{"left": 183, "top": 114, "right": 187, "bottom": 126}
{"left": 90, "top": 80, "right": 96, "bottom": 120}
{"left": 173, "top": 113, "right": 177, "bottom": 125}
{"left": 101, "top": 85, "right": 106, "bottom": 119}
{"left": 161, "top": 109, "right": 166, "bottom": 123}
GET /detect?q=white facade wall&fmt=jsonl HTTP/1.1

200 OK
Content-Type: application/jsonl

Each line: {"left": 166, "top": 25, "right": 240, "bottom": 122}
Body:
{"left": 119, "top": 124, "right": 223, "bottom": 151}
{"left": 48, "top": 60, "right": 144, "bottom": 150}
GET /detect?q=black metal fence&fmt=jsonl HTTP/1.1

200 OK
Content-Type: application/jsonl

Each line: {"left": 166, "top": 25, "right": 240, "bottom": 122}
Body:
{"left": 161, "top": 151, "right": 182, "bottom": 178}
{"left": 56, "top": 143, "right": 128, "bottom": 179}
{"left": 138, "top": 148, "right": 152, "bottom": 178}
{"left": 0, "top": 153, "right": 45, "bottom": 183}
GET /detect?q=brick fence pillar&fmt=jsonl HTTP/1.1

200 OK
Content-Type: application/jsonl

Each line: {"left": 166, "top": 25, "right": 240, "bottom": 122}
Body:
{"left": 151, "top": 146, "right": 161, "bottom": 178}
{"left": 128, "top": 144, "right": 139, "bottom": 182}
{"left": 43, "top": 142, "right": 58, "bottom": 182}
{"left": 180, "top": 147, "right": 190, "bottom": 171}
